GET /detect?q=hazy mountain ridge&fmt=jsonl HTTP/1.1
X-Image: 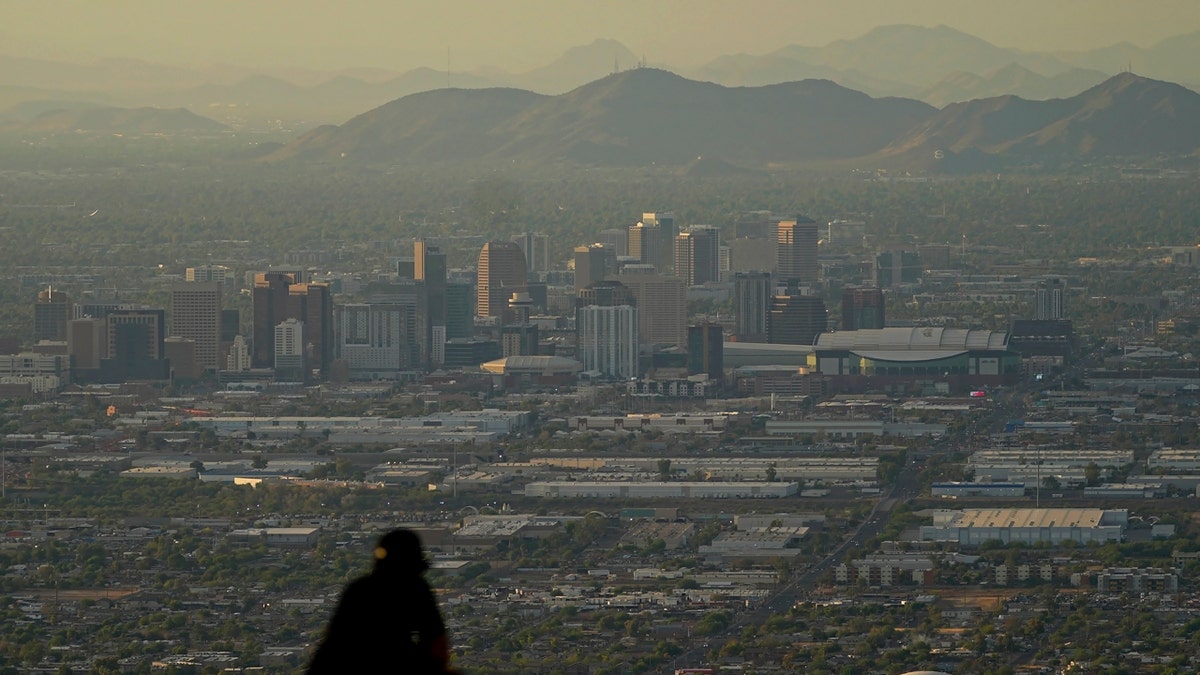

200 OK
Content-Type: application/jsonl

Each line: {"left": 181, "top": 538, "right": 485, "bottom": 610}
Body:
{"left": 876, "top": 72, "right": 1200, "bottom": 169}
{"left": 917, "top": 63, "right": 1111, "bottom": 108}
{"left": 269, "top": 70, "right": 1200, "bottom": 172}
{"left": 2, "top": 105, "right": 228, "bottom": 134}
{"left": 6, "top": 26, "right": 1200, "bottom": 129}
{"left": 269, "top": 69, "right": 935, "bottom": 166}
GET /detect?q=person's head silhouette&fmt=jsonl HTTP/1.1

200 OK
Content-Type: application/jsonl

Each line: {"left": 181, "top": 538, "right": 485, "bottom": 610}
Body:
{"left": 374, "top": 528, "right": 429, "bottom": 575}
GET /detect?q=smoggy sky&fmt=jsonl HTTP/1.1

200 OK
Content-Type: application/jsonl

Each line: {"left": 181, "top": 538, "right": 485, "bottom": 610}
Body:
{"left": 5, "top": 0, "right": 1200, "bottom": 73}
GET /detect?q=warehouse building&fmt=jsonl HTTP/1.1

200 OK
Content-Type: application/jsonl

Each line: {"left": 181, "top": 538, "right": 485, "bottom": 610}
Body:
{"left": 523, "top": 481, "right": 798, "bottom": 499}
{"left": 919, "top": 508, "right": 1128, "bottom": 547}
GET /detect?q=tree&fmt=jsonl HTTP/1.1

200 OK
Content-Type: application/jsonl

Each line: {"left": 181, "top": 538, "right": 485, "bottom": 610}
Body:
{"left": 657, "top": 459, "right": 672, "bottom": 481}
{"left": 1041, "top": 475, "right": 1061, "bottom": 491}
{"left": 251, "top": 454, "right": 268, "bottom": 469}
{"left": 765, "top": 463, "right": 778, "bottom": 483}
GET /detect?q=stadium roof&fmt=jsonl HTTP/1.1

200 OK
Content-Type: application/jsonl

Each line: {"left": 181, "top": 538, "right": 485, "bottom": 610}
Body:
{"left": 480, "top": 356, "right": 583, "bottom": 375}
{"left": 815, "top": 327, "right": 1008, "bottom": 351}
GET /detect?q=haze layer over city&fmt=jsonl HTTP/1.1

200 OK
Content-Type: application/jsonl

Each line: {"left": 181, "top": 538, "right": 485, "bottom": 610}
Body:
{"left": 4, "top": 2, "right": 1200, "bottom": 674}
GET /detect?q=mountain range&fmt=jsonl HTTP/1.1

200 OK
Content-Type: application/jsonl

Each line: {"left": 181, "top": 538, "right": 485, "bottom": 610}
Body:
{"left": 267, "top": 68, "right": 1200, "bottom": 172}
{"left": 4, "top": 26, "right": 1200, "bottom": 129}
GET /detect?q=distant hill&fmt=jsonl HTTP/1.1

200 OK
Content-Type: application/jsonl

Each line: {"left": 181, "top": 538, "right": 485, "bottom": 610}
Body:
{"left": 918, "top": 64, "right": 1110, "bottom": 108}
{"left": 6, "top": 106, "right": 229, "bottom": 134}
{"left": 269, "top": 68, "right": 935, "bottom": 166}
{"left": 876, "top": 73, "right": 1200, "bottom": 170}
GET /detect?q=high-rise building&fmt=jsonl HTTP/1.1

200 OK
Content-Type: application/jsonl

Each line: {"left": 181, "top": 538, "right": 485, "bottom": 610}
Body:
{"left": 776, "top": 216, "right": 819, "bottom": 286}
{"left": 170, "top": 282, "right": 222, "bottom": 372}
{"left": 674, "top": 225, "right": 720, "bottom": 287}
{"left": 576, "top": 281, "right": 638, "bottom": 379}
{"left": 106, "top": 309, "right": 165, "bottom": 361}
{"left": 617, "top": 268, "right": 687, "bottom": 348}
{"left": 628, "top": 212, "right": 675, "bottom": 273}
{"left": 574, "top": 244, "right": 612, "bottom": 292}
{"left": 642, "top": 211, "right": 675, "bottom": 237}
{"left": 842, "top": 287, "right": 886, "bottom": 331}
{"left": 34, "top": 288, "right": 71, "bottom": 342}
{"left": 445, "top": 282, "right": 474, "bottom": 341}
{"left": 415, "top": 239, "right": 447, "bottom": 367}
{"left": 67, "top": 318, "right": 105, "bottom": 370}
{"left": 768, "top": 295, "right": 827, "bottom": 345}
{"left": 226, "top": 335, "right": 251, "bottom": 371}
{"left": 513, "top": 232, "right": 551, "bottom": 275}
{"left": 734, "top": 272, "right": 772, "bottom": 342}
{"left": 164, "top": 337, "right": 201, "bottom": 380}
{"left": 502, "top": 292, "right": 538, "bottom": 357}
{"left": 598, "top": 228, "right": 628, "bottom": 257}
{"left": 336, "top": 302, "right": 420, "bottom": 377}
{"left": 286, "top": 282, "right": 333, "bottom": 377}
{"left": 688, "top": 324, "right": 724, "bottom": 380}
{"left": 1036, "top": 278, "right": 1066, "bottom": 320}
{"left": 274, "top": 318, "right": 305, "bottom": 379}
{"left": 103, "top": 308, "right": 169, "bottom": 381}
{"left": 252, "top": 271, "right": 297, "bottom": 368}
{"left": 477, "top": 241, "right": 528, "bottom": 318}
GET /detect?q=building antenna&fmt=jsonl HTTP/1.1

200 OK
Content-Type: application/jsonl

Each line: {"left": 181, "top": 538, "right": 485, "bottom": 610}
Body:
{"left": 446, "top": 47, "right": 451, "bottom": 89}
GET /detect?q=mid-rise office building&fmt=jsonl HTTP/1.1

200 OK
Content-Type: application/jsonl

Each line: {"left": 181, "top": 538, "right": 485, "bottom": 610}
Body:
{"left": 185, "top": 265, "right": 231, "bottom": 285}
{"left": 875, "top": 250, "right": 921, "bottom": 287}
{"left": 103, "top": 308, "right": 169, "bottom": 381}
{"left": 34, "top": 288, "right": 71, "bottom": 342}
{"left": 67, "top": 318, "right": 105, "bottom": 370}
{"left": 768, "top": 295, "right": 828, "bottom": 345}
{"left": 842, "top": 287, "right": 886, "bottom": 331}
{"left": 171, "top": 282, "right": 222, "bottom": 372}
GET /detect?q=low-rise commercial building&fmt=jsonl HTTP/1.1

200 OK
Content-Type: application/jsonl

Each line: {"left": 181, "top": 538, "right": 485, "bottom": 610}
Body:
{"left": 524, "top": 481, "right": 798, "bottom": 499}
{"left": 920, "top": 508, "right": 1128, "bottom": 547}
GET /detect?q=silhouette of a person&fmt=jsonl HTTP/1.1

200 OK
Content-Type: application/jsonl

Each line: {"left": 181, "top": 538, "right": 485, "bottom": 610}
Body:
{"left": 308, "top": 529, "right": 453, "bottom": 673}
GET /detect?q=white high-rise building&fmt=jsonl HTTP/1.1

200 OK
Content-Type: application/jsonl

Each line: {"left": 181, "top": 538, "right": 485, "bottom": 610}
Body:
{"left": 274, "top": 318, "right": 305, "bottom": 373}
{"left": 577, "top": 304, "right": 638, "bottom": 379}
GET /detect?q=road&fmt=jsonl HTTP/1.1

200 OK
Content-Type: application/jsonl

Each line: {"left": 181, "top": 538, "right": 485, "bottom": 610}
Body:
{"left": 675, "top": 453, "right": 928, "bottom": 667}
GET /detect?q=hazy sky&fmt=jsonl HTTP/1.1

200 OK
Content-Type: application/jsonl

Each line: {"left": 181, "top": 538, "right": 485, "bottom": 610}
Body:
{"left": 6, "top": 0, "right": 1200, "bottom": 72}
